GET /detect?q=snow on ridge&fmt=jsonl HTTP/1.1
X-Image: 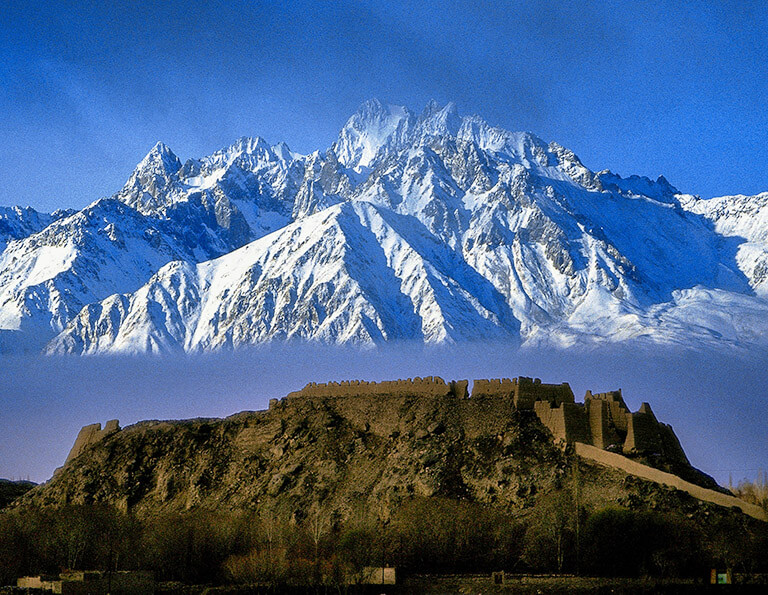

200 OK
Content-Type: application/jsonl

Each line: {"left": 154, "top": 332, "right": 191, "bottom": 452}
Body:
{"left": 334, "top": 99, "right": 414, "bottom": 170}
{"left": 4, "top": 99, "right": 768, "bottom": 354}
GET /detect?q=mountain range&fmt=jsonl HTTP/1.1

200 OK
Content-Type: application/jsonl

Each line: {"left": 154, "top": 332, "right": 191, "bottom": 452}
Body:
{"left": 2, "top": 99, "right": 768, "bottom": 355}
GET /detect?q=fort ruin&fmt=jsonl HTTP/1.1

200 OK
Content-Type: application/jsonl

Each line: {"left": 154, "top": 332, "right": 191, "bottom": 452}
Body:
{"left": 65, "top": 419, "right": 120, "bottom": 464}
{"left": 284, "top": 377, "right": 469, "bottom": 400}
{"left": 58, "top": 375, "right": 766, "bottom": 521}
{"left": 285, "top": 376, "right": 689, "bottom": 463}
{"left": 66, "top": 377, "right": 687, "bottom": 468}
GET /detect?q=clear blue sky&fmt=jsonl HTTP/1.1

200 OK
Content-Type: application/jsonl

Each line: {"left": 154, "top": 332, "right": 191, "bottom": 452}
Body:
{"left": 2, "top": 1, "right": 768, "bottom": 212}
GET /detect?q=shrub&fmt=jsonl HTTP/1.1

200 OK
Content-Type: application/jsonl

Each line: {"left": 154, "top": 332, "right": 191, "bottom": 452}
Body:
{"left": 581, "top": 507, "right": 703, "bottom": 577}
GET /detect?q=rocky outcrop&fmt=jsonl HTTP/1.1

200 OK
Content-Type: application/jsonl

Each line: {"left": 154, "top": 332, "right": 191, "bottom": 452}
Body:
{"left": 18, "top": 375, "right": 739, "bottom": 522}
{"left": 20, "top": 389, "right": 568, "bottom": 517}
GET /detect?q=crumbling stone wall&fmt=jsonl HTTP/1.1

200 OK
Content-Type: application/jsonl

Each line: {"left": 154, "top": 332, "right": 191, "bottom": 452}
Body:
{"left": 624, "top": 403, "right": 663, "bottom": 454}
{"left": 585, "top": 398, "right": 622, "bottom": 449}
{"left": 575, "top": 442, "right": 766, "bottom": 521}
{"left": 470, "top": 378, "right": 517, "bottom": 400}
{"left": 282, "top": 375, "right": 688, "bottom": 467}
{"left": 532, "top": 389, "right": 689, "bottom": 466}
{"left": 285, "top": 377, "right": 468, "bottom": 400}
{"left": 469, "top": 377, "right": 574, "bottom": 410}
{"left": 515, "top": 377, "right": 575, "bottom": 409}
{"left": 622, "top": 402, "right": 689, "bottom": 463}
{"left": 65, "top": 420, "right": 120, "bottom": 463}
{"left": 533, "top": 400, "right": 590, "bottom": 444}
{"left": 585, "top": 389, "right": 629, "bottom": 433}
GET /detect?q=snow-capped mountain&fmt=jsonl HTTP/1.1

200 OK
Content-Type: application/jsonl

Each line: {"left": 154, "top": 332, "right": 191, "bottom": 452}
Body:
{"left": 0, "top": 196, "right": 255, "bottom": 353}
{"left": 679, "top": 191, "right": 768, "bottom": 297}
{"left": 0, "top": 206, "right": 74, "bottom": 252}
{"left": 4, "top": 100, "right": 768, "bottom": 354}
{"left": 47, "top": 201, "right": 521, "bottom": 354}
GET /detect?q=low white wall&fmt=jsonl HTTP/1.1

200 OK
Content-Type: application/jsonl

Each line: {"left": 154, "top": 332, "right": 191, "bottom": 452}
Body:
{"left": 574, "top": 442, "right": 767, "bottom": 522}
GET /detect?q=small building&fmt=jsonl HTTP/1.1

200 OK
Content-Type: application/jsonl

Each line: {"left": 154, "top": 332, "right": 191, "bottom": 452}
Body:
{"left": 356, "top": 566, "right": 396, "bottom": 585}
{"left": 17, "top": 571, "right": 154, "bottom": 595}
{"left": 711, "top": 568, "right": 733, "bottom": 584}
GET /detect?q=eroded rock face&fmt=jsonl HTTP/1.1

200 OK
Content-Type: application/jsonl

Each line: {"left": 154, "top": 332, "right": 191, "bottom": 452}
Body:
{"left": 20, "top": 374, "right": 724, "bottom": 523}
{"left": 21, "top": 391, "right": 566, "bottom": 518}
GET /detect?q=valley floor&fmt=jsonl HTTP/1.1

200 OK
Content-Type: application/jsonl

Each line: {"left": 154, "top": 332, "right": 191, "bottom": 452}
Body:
{"left": 144, "top": 574, "right": 768, "bottom": 594}
{"left": 398, "top": 574, "right": 767, "bottom": 593}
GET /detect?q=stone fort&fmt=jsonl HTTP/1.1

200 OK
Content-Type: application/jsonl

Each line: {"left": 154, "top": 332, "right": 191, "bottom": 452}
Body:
{"left": 64, "top": 375, "right": 688, "bottom": 469}
{"left": 65, "top": 419, "right": 120, "bottom": 464}
{"left": 63, "top": 376, "right": 767, "bottom": 520}
{"left": 284, "top": 376, "right": 689, "bottom": 463}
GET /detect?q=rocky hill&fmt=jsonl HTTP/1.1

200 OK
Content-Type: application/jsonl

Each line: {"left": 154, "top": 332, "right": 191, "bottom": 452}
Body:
{"left": 19, "top": 376, "right": 759, "bottom": 526}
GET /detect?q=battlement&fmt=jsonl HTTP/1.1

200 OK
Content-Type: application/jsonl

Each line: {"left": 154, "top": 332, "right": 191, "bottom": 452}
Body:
{"left": 285, "top": 377, "right": 469, "bottom": 400}
{"left": 585, "top": 389, "right": 625, "bottom": 404}
{"left": 517, "top": 376, "right": 575, "bottom": 409}
{"left": 64, "top": 376, "right": 689, "bottom": 475}
{"left": 534, "top": 391, "right": 689, "bottom": 465}
{"left": 283, "top": 374, "right": 688, "bottom": 465}
{"left": 285, "top": 373, "right": 685, "bottom": 465}
{"left": 470, "top": 378, "right": 517, "bottom": 399}
{"left": 65, "top": 419, "right": 120, "bottom": 463}
{"left": 469, "top": 376, "right": 575, "bottom": 409}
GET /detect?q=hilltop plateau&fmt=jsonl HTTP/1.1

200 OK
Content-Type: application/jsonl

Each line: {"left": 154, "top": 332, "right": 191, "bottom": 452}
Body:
{"left": 17, "top": 376, "right": 757, "bottom": 521}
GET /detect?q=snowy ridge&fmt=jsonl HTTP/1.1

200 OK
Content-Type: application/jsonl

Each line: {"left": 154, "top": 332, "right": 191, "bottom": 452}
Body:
{"left": 678, "top": 192, "right": 768, "bottom": 297}
{"left": 3, "top": 100, "right": 768, "bottom": 354}
{"left": 47, "top": 202, "right": 521, "bottom": 354}
{"left": 0, "top": 206, "right": 74, "bottom": 252}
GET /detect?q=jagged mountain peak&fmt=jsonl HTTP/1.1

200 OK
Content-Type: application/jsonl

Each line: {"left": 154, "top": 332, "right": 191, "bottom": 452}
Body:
{"left": 138, "top": 141, "right": 182, "bottom": 175}
{"left": 4, "top": 100, "right": 768, "bottom": 355}
{"left": 0, "top": 205, "right": 59, "bottom": 252}
{"left": 197, "top": 135, "right": 286, "bottom": 172}
{"left": 333, "top": 100, "right": 568, "bottom": 181}
{"left": 417, "top": 99, "right": 461, "bottom": 138}
{"left": 420, "top": 98, "right": 450, "bottom": 116}
{"left": 116, "top": 142, "right": 183, "bottom": 213}
{"left": 334, "top": 99, "right": 415, "bottom": 170}
{"left": 227, "top": 135, "right": 271, "bottom": 154}
{"left": 598, "top": 170, "right": 681, "bottom": 203}
{"left": 272, "top": 140, "right": 297, "bottom": 162}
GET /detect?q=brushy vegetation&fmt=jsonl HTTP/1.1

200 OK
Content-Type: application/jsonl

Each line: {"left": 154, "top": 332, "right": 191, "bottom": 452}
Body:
{"left": 733, "top": 471, "right": 768, "bottom": 514}
{"left": 2, "top": 492, "right": 767, "bottom": 588}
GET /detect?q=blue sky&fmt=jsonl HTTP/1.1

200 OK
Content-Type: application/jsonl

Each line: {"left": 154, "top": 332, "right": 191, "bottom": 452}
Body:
{"left": 2, "top": 1, "right": 768, "bottom": 212}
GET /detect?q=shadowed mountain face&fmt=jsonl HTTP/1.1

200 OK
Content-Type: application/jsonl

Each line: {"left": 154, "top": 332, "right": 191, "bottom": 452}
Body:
{"left": 3, "top": 100, "right": 768, "bottom": 354}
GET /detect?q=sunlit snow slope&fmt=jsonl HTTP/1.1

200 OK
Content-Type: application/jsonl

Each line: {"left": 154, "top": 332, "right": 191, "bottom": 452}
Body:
{"left": 3, "top": 100, "right": 768, "bottom": 354}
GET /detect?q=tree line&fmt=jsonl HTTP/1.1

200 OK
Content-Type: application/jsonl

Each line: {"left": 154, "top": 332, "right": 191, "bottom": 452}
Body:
{"left": 1, "top": 492, "right": 767, "bottom": 588}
